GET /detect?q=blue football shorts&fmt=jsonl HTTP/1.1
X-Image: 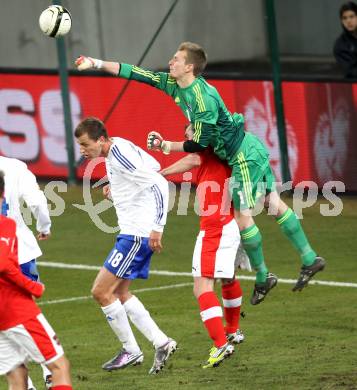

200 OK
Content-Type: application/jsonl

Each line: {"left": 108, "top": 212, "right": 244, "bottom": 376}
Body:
{"left": 104, "top": 234, "right": 153, "bottom": 279}
{"left": 20, "top": 259, "right": 40, "bottom": 282}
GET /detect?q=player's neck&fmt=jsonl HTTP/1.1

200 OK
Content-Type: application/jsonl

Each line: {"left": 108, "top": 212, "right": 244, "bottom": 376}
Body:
{"left": 101, "top": 139, "right": 113, "bottom": 157}
{"left": 177, "top": 73, "right": 196, "bottom": 88}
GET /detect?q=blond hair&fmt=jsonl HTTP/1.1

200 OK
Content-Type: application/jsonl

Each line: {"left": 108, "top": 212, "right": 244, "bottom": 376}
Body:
{"left": 178, "top": 42, "right": 207, "bottom": 76}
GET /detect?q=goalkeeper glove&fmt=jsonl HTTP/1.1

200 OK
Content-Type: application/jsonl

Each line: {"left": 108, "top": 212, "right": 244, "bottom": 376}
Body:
{"left": 75, "top": 55, "right": 103, "bottom": 71}
{"left": 147, "top": 131, "right": 171, "bottom": 155}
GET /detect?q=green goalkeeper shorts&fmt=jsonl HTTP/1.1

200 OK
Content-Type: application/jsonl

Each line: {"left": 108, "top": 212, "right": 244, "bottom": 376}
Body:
{"left": 229, "top": 132, "right": 276, "bottom": 211}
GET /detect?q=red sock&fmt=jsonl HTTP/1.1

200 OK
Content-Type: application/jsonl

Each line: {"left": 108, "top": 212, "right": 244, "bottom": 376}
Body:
{"left": 52, "top": 386, "right": 73, "bottom": 390}
{"left": 222, "top": 279, "right": 242, "bottom": 334}
{"left": 198, "top": 291, "right": 227, "bottom": 347}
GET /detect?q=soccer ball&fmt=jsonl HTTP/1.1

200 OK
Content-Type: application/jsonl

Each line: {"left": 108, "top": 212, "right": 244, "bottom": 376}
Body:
{"left": 39, "top": 5, "right": 72, "bottom": 38}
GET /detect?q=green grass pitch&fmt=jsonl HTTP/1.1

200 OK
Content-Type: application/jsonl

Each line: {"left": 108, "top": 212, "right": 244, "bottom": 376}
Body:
{"left": 1, "top": 186, "right": 356, "bottom": 389}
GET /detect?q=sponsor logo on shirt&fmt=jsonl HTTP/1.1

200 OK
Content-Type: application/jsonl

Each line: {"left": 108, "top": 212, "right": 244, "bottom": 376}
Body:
{"left": 0, "top": 237, "right": 10, "bottom": 245}
{"left": 53, "top": 334, "right": 61, "bottom": 346}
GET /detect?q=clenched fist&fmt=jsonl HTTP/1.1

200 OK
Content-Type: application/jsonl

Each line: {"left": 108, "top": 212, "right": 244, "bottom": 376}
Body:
{"left": 147, "top": 131, "right": 171, "bottom": 154}
{"left": 75, "top": 55, "right": 102, "bottom": 70}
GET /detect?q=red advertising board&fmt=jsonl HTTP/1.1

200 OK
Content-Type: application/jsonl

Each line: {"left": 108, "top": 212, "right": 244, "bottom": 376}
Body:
{"left": 292, "top": 82, "right": 357, "bottom": 189}
{"left": 0, "top": 73, "right": 356, "bottom": 189}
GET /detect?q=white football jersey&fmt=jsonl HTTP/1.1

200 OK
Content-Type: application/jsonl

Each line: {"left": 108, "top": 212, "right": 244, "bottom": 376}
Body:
{"left": 105, "top": 137, "right": 168, "bottom": 237}
{"left": 0, "top": 157, "right": 51, "bottom": 264}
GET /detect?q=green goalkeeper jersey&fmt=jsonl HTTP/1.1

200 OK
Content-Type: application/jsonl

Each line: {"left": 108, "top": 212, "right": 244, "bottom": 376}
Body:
{"left": 119, "top": 63, "right": 245, "bottom": 164}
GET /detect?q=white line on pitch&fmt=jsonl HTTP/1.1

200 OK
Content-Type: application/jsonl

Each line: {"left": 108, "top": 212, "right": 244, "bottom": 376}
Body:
{"left": 38, "top": 282, "right": 193, "bottom": 306}
{"left": 37, "top": 261, "right": 357, "bottom": 288}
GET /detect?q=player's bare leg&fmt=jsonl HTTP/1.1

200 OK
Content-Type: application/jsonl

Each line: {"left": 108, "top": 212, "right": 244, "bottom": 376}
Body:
{"left": 234, "top": 209, "right": 277, "bottom": 305}
{"left": 6, "top": 364, "right": 28, "bottom": 390}
{"left": 46, "top": 356, "right": 72, "bottom": 389}
{"left": 92, "top": 268, "right": 143, "bottom": 371}
{"left": 193, "top": 276, "right": 215, "bottom": 298}
{"left": 92, "top": 267, "right": 125, "bottom": 306}
{"left": 194, "top": 277, "right": 234, "bottom": 368}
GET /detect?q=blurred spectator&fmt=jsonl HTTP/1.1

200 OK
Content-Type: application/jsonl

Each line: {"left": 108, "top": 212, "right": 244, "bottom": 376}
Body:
{"left": 334, "top": 1, "right": 357, "bottom": 78}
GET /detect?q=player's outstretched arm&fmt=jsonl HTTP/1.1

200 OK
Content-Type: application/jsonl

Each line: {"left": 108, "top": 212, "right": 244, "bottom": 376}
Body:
{"left": 75, "top": 55, "right": 120, "bottom": 75}
{"left": 0, "top": 245, "right": 44, "bottom": 298}
{"left": 19, "top": 167, "right": 51, "bottom": 238}
{"left": 147, "top": 131, "right": 185, "bottom": 154}
{"left": 4, "top": 262, "right": 45, "bottom": 298}
{"left": 160, "top": 154, "right": 201, "bottom": 176}
{"left": 76, "top": 56, "right": 175, "bottom": 94}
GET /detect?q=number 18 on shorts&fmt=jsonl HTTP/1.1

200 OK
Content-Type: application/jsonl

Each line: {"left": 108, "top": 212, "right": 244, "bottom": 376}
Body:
{"left": 104, "top": 234, "right": 153, "bottom": 279}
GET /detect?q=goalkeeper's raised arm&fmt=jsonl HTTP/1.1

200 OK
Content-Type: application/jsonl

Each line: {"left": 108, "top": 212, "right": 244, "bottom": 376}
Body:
{"left": 75, "top": 55, "right": 174, "bottom": 93}
{"left": 75, "top": 55, "right": 119, "bottom": 75}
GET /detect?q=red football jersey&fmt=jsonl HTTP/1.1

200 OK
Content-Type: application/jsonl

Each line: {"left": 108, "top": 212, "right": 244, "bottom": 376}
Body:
{"left": 0, "top": 215, "right": 43, "bottom": 331}
{"left": 196, "top": 148, "right": 234, "bottom": 230}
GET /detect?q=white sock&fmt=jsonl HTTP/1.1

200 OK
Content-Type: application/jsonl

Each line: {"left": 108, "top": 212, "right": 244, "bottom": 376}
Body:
{"left": 101, "top": 299, "right": 140, "bottom": 354}
{"left": 41, "top": 364, "right": 51, "bottom": 380}
{"left": 27, "top": 376, "right": 36, "bottom": 390}
{"left": 124, "top": 295, "right": 168, "bottom": 349}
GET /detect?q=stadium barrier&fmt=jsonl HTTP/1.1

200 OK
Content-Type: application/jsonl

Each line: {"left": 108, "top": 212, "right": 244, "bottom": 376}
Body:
{"left": 0, "top": 73, "right": 356, "bottom": 190}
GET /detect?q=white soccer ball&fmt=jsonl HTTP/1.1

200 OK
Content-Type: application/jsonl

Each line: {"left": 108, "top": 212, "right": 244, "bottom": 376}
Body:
{"left": 39, "top": 5, "right": 72, "bottom": 38}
